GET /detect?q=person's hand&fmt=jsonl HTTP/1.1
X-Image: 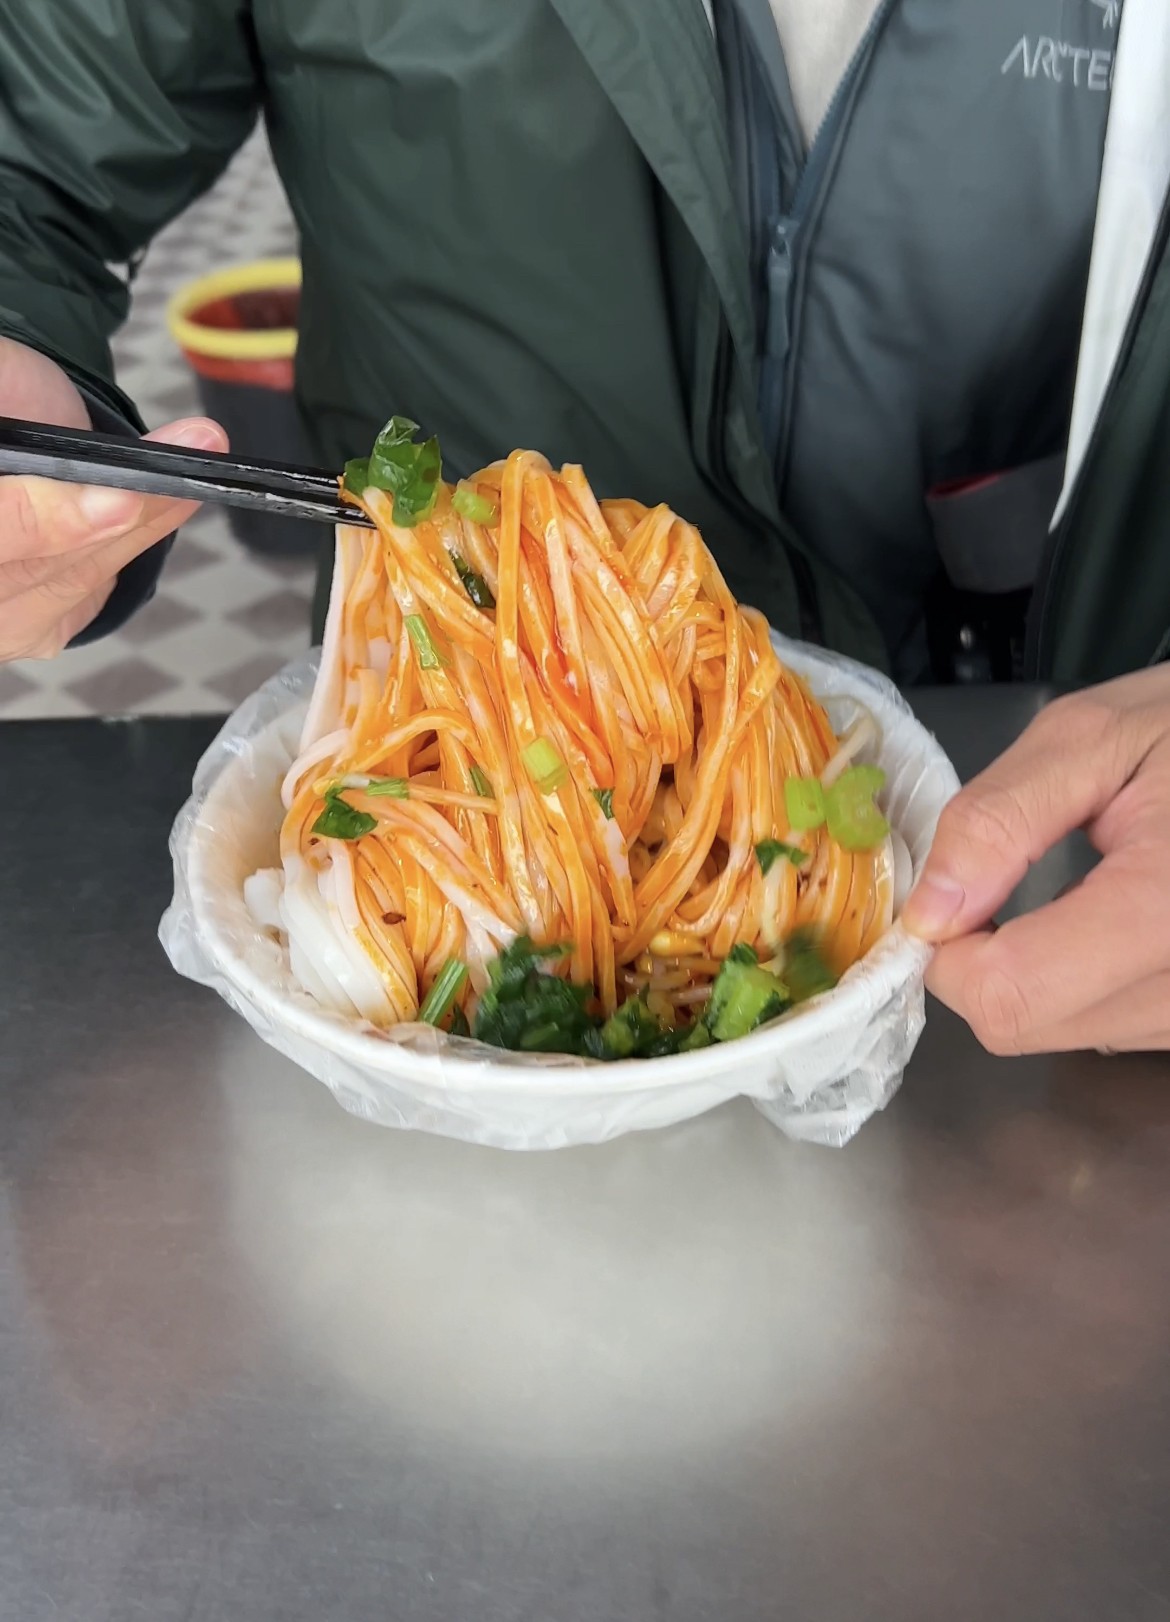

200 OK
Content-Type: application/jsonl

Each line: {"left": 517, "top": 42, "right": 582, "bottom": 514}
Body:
{"left": 902, "top": 665, "right": 1170, "bottom": 1054}
{"left": 0, "top": 336, "right": 227, "bottom": 660}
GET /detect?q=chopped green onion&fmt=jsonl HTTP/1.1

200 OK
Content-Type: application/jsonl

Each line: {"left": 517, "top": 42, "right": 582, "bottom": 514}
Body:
{"left": 679, "top": 1021, "right": 713, "bottom": 1053}
{"left": 599, "top": 995, "right": 664, "bottom": 1059}
{"left": 642, "top": 1020, "right": 713, "bottom": 1058}
{"left": 824, "top": 765, "right": 890, "bottom": 852}
{"left": 405, "top": 612, "right": 445, "bottom": 670}
{"left": 474, "top": 938, "right": 593, "bottom": 1053}
{"left": 783, "top": 929, "right": 838, "bottom": 1004}
{"left": 593, "top": 787, "right": 615, "bottom": 819}
{"left": 469, "top": 765, "right": 494, "bottom": 798}
{"left": 320, "top": 775, "right": 406, "bottom": 800}
{"left": 448, "top": 1004, "right": 471, "bottom": 1038}
{"left": 704, "top": 947, "right": 790, "bottom": 1042}
{"left": 785, "top": 776, "right": 826, "bottom": 831}
{"left": 451, "top": 553, "right": 496, "bottom": 610}
{"left": 452, "top": 486, "right": 499, "bottom": 525}
{"left": 835, "top": 763, "right": 885, "bottom": 795}
{"left": 518, "top": 1020, "right": 565, "bottom": 1052}
{"left": 485, "top": 936, "right": 570, "bottom": 993}
{"left": 343, "top": 457, "right": 370, "bottom": 495}
{"left": 418, "top": 957, "right": 468, "bottom": 1026}
{"left": 522, "top": 736, "right": 569, "bottom": 794}
{"left": 364, "top": 416, "right": 443, "bottom": 526}
{"left": 312, "top": 795, "right": 377, "bottom": 841}
{"left": 755, "top": 838, "right": 807, "bottom": 875}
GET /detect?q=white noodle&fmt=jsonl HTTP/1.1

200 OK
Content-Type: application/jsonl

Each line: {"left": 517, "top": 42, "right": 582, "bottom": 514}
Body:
{"left": 820, "top": 713, "right": 879, "bottom": 788}
{"left": 299, "top": 527, "right": 361, "bottom": 753}
{"left": 281, "top": 727, "right": 349, "bottom": 809}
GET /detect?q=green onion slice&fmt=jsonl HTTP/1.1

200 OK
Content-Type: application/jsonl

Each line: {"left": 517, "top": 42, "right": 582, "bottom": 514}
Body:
{"left": 824, "top": 765, "right": 890, "bottom": 852}
{"left": 521, "top": 736, "right": 569, "bottom": 795}
{"left": 405, "top": 613, "right": 445, "bottom": 670}
{"left": 418, "top": 958, "right": 469, "bottom": 1026}
{"left": 452, "top": 486, "right": 499, "bottom": 525}
{"left": 451, "top": 553, "right": 496, "bottom": 610}
{"left": 785, "top": 776, "right": 826, "bottom": 831}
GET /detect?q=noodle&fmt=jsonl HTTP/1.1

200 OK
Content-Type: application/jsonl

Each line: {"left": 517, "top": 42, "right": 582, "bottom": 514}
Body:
{"left": 274, "top": 448, "right": 895, "bottom": 1041}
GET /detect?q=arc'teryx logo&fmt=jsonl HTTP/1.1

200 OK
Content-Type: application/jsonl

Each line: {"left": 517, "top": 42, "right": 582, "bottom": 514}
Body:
{"left": 1002, "top": 1, "right": 1121, "bottom": 88}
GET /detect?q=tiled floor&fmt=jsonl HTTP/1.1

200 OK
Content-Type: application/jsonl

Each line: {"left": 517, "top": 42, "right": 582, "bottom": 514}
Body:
{"left": 0, "top": 128, "right": 317, "bottom": 719}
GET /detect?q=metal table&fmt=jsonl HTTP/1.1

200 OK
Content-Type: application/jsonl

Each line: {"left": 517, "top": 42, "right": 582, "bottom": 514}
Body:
{"left": 2, "top": 689, "right": 1169, "bottom": 1622}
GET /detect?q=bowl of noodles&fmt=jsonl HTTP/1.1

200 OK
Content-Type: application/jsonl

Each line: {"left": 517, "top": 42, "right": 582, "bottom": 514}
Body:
{"left": 162, "top": 423, "right": 959, "bottom": 1149}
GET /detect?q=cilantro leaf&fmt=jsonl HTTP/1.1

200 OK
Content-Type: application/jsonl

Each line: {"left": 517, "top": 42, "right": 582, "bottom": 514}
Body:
{"left": 755, "top": 838, "right": 807, "bottom": 874}
{"left": 365, "top": 416, "right": 442, "bottom": 527}
{"left": 312, "top": 793, "right": 376, "bottom": 841}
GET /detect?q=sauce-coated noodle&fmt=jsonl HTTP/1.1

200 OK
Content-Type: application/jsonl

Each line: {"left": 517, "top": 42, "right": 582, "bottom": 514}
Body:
{"left": 276, "top": 451, "right": 894, "bottom": 1032}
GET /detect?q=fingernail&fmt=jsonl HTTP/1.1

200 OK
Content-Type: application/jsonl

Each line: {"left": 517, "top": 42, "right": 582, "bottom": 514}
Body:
{"left": 902, "top": 873, "right": 965, "bottom": 939}
{"left": 77, "top": 485, "right": 142, "bottom": 535}
{"left": 158, "top": 419, "right": 226, "bottom": 451}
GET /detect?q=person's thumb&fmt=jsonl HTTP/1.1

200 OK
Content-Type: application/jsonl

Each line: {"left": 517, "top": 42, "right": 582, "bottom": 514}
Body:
{"left": 1, "top": 416, "right": 228, "bottom": 562}
{"left": 64, "top": 416, "right": 228, "bottom": 540}
{"left": 142, "top": 416, "right": 227, "bottom": 454}
{"left": 901, "top": 696, "right": 1128, "bottom": 942}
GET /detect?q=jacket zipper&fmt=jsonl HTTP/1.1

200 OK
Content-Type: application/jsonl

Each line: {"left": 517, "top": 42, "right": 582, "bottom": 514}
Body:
{"left": 766, "top": 0, "right": 896, "bottom": 489}
{"left": 704, "top": 314, "right": 822, "bottom": 644}
{"left": 708, "top": 1, "right": 822, "bottom": 641}
{"left": 1025, "top": 181, "right": 1170, "bottom": 677}
{"left": 709, "top": 0, "right": 892, "bottom": 645}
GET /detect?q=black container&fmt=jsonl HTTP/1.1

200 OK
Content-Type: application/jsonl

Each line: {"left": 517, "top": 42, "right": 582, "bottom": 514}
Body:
{"left": 194, "top": 375, "right": 319, "bottom": 560}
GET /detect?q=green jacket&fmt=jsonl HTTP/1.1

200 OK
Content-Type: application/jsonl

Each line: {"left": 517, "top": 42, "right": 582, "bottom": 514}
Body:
{"left": 0, "top": 0, "right": 1167, "bottom": 682}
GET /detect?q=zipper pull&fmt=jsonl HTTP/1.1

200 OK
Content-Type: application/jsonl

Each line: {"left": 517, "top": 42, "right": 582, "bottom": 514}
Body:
{"left": 765, "top": 222, "right": 793, "bottom": 362}
{"left": 759, "top": 221, "right": 794, "bottom": 449}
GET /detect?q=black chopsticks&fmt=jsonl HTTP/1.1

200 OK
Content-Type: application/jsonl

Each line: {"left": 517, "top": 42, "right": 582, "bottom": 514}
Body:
{"left": 0, "top": 415, "right": 375, "bottom": 530}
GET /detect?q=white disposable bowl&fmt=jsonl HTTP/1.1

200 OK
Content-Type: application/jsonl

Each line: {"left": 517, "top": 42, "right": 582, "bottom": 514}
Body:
{"left": 163, "top": 641, "right": 959, "bottom": 1149}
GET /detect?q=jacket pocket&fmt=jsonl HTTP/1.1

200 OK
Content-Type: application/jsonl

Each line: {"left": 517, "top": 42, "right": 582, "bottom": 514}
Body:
{"left": 926, "top": 453, "right": 1065, "bottom": 595}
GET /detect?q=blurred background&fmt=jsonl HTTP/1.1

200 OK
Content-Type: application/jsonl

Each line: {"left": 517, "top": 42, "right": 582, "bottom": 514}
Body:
{"left": 0, "top": 130, "right": 317, "bottom": 721}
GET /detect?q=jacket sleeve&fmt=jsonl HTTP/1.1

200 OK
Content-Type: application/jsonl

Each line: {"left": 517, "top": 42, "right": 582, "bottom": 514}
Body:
{"left": 0, "top": 0, "right": 261, "bottom": 639}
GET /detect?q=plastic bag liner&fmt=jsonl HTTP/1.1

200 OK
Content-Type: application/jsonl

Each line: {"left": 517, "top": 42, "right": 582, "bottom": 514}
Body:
{"left": 160, "top": 638, "right": 959, "bottom": 1150}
